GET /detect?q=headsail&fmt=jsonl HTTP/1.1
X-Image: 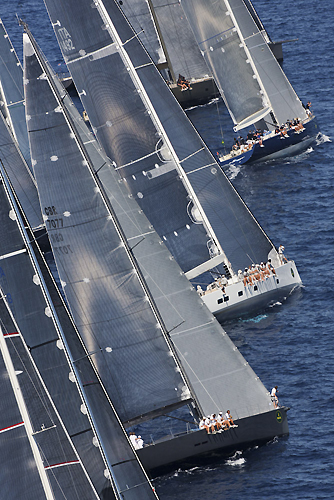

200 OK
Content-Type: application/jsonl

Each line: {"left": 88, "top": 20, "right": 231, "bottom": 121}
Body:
{"left": 180, "top": 0, "right": 307, "bottom": 129}
{"left": 24, "top": 22, "right": 274, "bottom": 423}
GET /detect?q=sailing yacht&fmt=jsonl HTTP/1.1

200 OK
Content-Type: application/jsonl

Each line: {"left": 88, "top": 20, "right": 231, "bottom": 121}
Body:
{"left": 0, "top": 148, "right": 160, "bottom": 498}
{"left": 109, "top": 0, "right": 289, "bottom": 108}
{"left": 180, "top": 0, "right": 319, "bottom": 166}
{"left": 23, "top": 21, "right": 288, "bottom": 475}
{"left": 42, "top": 0, "right": 302, "bottom": 322}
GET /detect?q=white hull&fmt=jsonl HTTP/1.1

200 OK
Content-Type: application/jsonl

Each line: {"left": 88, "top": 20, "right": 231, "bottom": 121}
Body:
{"left": 201, "top": 261, "right": 301, "bottom": 321}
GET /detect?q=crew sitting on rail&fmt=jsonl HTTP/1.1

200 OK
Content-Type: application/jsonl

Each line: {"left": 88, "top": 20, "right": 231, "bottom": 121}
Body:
{"left": 177, "top": 74, "right": 192, "bottom": 91}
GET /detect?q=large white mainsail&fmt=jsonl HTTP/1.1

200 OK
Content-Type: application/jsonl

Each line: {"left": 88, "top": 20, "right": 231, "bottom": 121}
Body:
{"left": 180, "top": 0, "right": 307, "bottom": 130}
{"left": 23, "top": 19, "right": 288, "bottom": 472}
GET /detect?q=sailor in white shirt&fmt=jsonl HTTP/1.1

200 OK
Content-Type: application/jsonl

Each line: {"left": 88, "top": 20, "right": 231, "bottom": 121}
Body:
{"left": 271, "top": 386, "right": 279, "bottom": 408}
{"left": 129, "top": 432, "right": 138, "bottom": 449}
{"left": 224, "top": 410, "right": 238, "bottom": 428}
{"left": 136, "top": 435, "right": 144, "bottom": 449}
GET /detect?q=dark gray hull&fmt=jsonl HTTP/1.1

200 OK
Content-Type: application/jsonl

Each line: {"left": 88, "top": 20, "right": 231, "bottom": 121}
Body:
{"left": 137, "top": 408, "right": 288, "bottom": 476}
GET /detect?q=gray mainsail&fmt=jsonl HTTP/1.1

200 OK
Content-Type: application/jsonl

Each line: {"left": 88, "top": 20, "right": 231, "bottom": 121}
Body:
{"left": 43, "top": 0, "right": 276, "bottom": 279}
{"left": 24, "top": 25, "right": 274, "bottom": 424}
{"left": 180, "top": 0, "right": 307, "bottom": 130}
{"left": 0, "top": 328, "right": 52, "bottom": 499}
{"left": 0, "top": 94, "right": 42, "bottom": 230}
{"left": 120, "top": 0, "right": 210, "bottom": 83}
{"left": 0, "top": 319, "right": 99, "bottom": 500}
{"left": 0, "top": 142, "right": 160, "bottom": 499}
{"left": 23, "top": 31, "right": 192, "bottom": 426}
{"left": 0, "top": 19, "right": 31, "bottom": 165}
{"left": 117, "top": 0, "right": 165, "bottom": 68}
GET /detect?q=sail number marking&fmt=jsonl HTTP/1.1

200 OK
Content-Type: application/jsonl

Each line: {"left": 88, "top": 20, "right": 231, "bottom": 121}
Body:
{"left": 57, "top": 27, "right": 76, "bottom": 53}
{"left": 46, "top": 218, "right": 63, "bottom": 230}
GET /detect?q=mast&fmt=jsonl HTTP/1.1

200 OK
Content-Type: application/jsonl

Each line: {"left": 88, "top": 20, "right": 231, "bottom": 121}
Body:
{"left": 146, "top": 0, "right": 175, "bottom": 81}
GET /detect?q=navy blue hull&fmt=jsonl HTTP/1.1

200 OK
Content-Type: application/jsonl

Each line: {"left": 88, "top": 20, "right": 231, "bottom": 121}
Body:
{"left": 220, "top": 117, "right": 319, "bottom": 167}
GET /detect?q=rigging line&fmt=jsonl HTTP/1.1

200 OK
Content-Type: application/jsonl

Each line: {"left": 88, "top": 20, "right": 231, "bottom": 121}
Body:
{"left": 122, "top": 29, "right": 145, "bottom": 46}
{"left": 161, "top": 413, "right": 195, "bottom": 425}
{"left": 179, "top": 146, "right": 205, "bottom": 163}
{"left": 119, "top": 480, "right": 155, "bottom": 494}
{"left": 114, "top": 146, "right": 164, "bottom": 170}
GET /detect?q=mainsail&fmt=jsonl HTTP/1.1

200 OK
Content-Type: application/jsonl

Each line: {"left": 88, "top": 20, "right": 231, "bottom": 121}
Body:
{"left": 0, "top": 20, "right": 43, "bottom": 231}
{"left": 0, "top": 19, "right": 31, "bottom": 165}
{"left": 24, "top": 23, "right": 274, "bottom": 427}
{"left": 180, "top": 0, "right": 307, "bottom": 130}
{"left": 0, "top": 151, "right": 160, "bottom": 498}
{"left": 120, "top": 0, "right": 210, "bottom": 83}
{"left": 42, "top": 0, "right": 277, "bottom": 280}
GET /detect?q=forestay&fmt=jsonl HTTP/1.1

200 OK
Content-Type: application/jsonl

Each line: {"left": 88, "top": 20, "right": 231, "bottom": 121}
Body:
{"left": 43, "top": 0, "right": 275, "bottom": 276}
{"left": 25, "top": 24, "right": 273, "bottom": 421}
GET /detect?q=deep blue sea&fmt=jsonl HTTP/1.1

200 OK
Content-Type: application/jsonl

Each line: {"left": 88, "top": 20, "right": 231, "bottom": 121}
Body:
{"left": 1, "top": 0, "right": 333, "bottom": 498}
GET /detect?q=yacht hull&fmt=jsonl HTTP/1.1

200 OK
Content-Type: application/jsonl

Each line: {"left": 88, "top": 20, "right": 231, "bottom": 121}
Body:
{"left": 170, "top": 77, "right": 219, "bottom": 108}
{"left": 219, "top": 117, "right": 319, "bottom": 167}
{"left": 137, "top": 407, "right": 288, "bottom": 475}
{"left": 200, "top": 261, "right": 301, "bottom": 322}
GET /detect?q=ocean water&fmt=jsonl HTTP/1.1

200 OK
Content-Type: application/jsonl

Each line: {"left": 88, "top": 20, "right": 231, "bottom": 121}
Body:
{"left": 1, "top": 0, "right": 334, "bottom": 499}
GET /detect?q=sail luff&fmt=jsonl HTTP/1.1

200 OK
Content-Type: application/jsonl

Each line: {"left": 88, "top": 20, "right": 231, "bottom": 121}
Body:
{"left": 0, "top": 325, "right": 55, "bottom": 500}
